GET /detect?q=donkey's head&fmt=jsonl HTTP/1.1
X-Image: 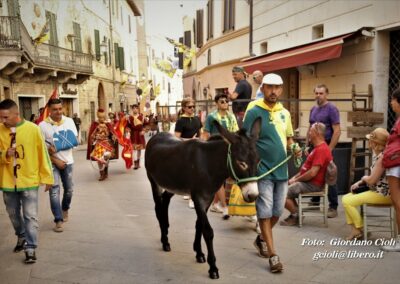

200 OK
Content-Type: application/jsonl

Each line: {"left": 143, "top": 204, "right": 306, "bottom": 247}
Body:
{"left": 214, "top": 118, "right": 261, "bottom": 202}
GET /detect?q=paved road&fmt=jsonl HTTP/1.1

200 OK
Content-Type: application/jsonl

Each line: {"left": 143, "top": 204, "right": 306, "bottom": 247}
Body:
{"left": 0, "top": 146, "right": 399, "bottom": 283}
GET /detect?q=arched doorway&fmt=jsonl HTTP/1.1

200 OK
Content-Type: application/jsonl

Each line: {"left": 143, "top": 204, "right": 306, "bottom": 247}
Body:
{"left": 98, "top": 83, "right": 106, "bottom": 110}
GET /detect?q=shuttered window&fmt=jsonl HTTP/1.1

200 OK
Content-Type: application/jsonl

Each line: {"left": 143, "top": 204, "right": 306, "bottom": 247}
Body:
{"left": 108, "top": 39, "right": 111, "bottom": 65}
{"left": 196, "top": 9, "right": 203, "bottom": 48}
{"left": 118, "top": 46, "right": 125, "bottom": 70}
{"left": 178, "top": 37, "right": 183, "bottom": 69}
{"left": 207, "top": 0, "right": 214, "bottom": 40}
{"left": 184, "top": 31, "right": 191, "bottom": 48}
{"left": 223, "top": 0, "right": 235, "bottom": 33}
{"left": 94, "top": 29, "right": 100, "bottom": 61}
{"left": 45, "top": 10, "right": 58, "bottom": 46}
{"left": 114, "top": 43, "right": 119, "bottom": 68}
{"left": 73, "top": 22, "right": 82, "bottom": 52}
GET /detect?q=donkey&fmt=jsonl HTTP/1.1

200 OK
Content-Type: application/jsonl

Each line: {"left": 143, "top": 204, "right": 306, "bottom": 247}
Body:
{"left": 145, "top": 119, "right": 261, "bottom": 279}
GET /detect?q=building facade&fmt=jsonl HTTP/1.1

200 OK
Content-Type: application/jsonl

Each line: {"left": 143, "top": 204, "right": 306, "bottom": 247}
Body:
{"left": 0, "top": 0, "right": 144, "bottom": 142}
{"left": 182, "top": 0, "right": 253, "bottom": 109}
{"left": 242, "top": 0, "right": 400, "bottom": 137}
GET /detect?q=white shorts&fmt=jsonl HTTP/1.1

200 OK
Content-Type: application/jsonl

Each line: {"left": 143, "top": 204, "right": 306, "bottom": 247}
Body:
{"left": 386, "top": 166, "right": 400, "bottom": 178}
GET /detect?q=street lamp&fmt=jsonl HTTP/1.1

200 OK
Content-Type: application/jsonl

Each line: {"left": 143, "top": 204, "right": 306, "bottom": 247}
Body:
{"left": 100, "top": 38, "right": 108, "bottom": 54}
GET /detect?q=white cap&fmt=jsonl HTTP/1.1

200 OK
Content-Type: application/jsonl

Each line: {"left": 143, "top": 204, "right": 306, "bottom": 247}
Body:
{"left": 262, "top": 73, "right": 283, "bottom": 85}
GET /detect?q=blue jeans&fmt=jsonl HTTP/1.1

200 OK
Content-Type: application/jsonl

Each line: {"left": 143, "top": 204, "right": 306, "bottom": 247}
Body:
{"left": 256, "top": 179, "right": 288, "bottom": 219}
{"left": 3, "top": 190, "right": 39, "bottom": 249}
{"left": 50, "top": 164, "right": 74, "bottom": 222}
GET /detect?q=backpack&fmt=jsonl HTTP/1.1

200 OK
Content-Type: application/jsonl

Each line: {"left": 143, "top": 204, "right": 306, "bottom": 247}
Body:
{"left": 325, "top": 160, "right": 337, "bottom": 186}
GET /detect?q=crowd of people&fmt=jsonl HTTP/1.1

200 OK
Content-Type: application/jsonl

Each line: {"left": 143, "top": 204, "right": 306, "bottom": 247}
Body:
{"left": 0, "top": 66, "right": 400, "bottom": 273}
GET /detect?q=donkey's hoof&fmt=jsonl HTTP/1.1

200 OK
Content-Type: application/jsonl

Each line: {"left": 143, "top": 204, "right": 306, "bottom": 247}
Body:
{"left": 163, "top": 243, "right": 171, "bottom": 251}
{"left": 209, "top": 270, "right": 219, "bottom": 279}
{"left": 196, "top": 255, "right": 206, "bottom": 263}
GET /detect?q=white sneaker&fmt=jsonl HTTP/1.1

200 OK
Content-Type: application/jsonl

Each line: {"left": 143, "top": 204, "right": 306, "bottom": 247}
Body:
{"left": 381, "top": 238, "right": 400, "bottom": 252}
{"left": 210, "top": 203, "right": 223, "bottom": 213}
{"left": 256, "top": 221, "right": 261, "bottom": 234}
{"left": 222, "top": 207, "right": 230, "bottom": 220}
{"left": 246, "top": 215, "right": 257, "bottom": 223}
{"left": 188, "top": 199, "right": 195, "bottom": 209}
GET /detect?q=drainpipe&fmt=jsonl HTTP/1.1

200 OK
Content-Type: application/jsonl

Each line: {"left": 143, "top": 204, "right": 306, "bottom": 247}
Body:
{"left": 249, "top": 0, "right": 254, "bottom": 56}
{"left": 108, "top": 0, "right": 116, "bottom": 108}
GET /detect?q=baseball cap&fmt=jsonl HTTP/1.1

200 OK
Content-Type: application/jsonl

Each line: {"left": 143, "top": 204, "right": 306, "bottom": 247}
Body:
{"left": 366, "top": 128, "right": 389, "bottom": 145}
{"left": 262, "top": 73, "right": 283, "bottom": 85}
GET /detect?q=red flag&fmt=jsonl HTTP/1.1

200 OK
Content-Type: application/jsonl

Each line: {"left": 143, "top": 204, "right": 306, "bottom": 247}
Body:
{"left": 35, "top": 87, "right": 58, "bottom": 124}
{"left": 114, "top": 112, "right": 133, "bottom": 169}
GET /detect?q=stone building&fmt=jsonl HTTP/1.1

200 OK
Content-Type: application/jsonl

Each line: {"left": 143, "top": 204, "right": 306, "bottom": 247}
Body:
{"left": 0, "top": 0, "right": 145, "bottom": 141}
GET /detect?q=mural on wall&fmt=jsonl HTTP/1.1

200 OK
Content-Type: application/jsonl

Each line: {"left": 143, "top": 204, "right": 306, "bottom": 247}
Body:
{"left": 31, "top": 2, "right": 48, "bottom": 44}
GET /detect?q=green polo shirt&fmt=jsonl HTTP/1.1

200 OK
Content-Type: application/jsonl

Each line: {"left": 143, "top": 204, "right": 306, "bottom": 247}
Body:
{"left": 243, "top": 99, "right": 294, "bottom": 181}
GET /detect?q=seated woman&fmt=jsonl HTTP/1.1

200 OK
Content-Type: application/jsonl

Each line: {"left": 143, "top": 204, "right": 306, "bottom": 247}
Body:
{"left": 342, "top": 128, "right": 391, "bottom": 240}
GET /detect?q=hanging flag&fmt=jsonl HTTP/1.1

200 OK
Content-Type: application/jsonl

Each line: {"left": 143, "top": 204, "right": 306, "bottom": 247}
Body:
{"left": 34, "top": 21, "right": 50, "bottom": 45}
{"left": 153, "top": 58, "right": 176, "bottom": 78}
{"left": 35, "top": 87, "right": 58, "bottom": 125}
{"left": 165, "top": 37, "right": 196, "bottom": 69}
{"left": 154, "top": 84, "right": 161, "bottom": 96}
{"left": 183, "top": 48, "right": 196, "bottom": 68}
{"left": 113, "top": 112, "right": 133, "bottom": 169}
{"left": 165, "top": 37, "right": 190, "bottom": 53}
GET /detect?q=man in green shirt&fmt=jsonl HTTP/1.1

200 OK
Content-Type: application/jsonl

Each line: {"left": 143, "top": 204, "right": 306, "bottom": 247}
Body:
{"left": 202, "top": 93, "right": 239, "bottom": 219}
{"left": 243, "top": 73, "right": 301, "bottom": 273}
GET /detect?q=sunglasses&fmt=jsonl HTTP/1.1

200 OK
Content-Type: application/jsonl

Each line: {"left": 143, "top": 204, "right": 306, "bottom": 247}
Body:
{"left": 218, "top": 100, "right": 228, "bottom": 104}
{"left": 186, "top": 105, "right": 195, "bottom": 109}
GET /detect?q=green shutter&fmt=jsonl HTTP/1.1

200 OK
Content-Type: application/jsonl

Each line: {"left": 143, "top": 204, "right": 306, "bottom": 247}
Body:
{"left": 118, "top": 46, "right": 125, "bottom": 70}
{"left": 108, "top": 39, "right": 111, "bottom": 65}
{"left": 114, "top": 43, "right": 119, "bottom": 68}
{"left": 94, "top": 30, "right": 100, "bottom": 61}
{"left": 73, "top": 22, "right": 82, "bottom": 52}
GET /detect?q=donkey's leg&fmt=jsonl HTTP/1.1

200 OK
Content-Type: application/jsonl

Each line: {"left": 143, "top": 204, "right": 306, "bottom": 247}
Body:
{"left": 148, "top": 176, "right": 171, "bottom": 252}
{"left": 194, "top": 199, "right": 219, "bottom": 279}
{"left": 194, "top": 217, "right": 205, "bottom": 263}
{"left": 160, "top": 190, "right": 174, "bottom": 251}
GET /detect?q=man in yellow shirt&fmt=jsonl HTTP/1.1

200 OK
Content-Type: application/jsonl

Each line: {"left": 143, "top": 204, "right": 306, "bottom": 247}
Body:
{"left": 0, "top": 99, "right": 54, "bottom": 264}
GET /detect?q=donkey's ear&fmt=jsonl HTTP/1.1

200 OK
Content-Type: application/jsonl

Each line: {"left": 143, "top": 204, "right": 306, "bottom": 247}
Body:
{"left": 213, "top": 120, "right": 235, "bottom": 144}
{"left": 250, "top": 117, "right": 261, "bottom": 140}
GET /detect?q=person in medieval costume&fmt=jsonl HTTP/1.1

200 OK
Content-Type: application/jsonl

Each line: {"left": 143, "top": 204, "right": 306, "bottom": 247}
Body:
{"left": 87, "top": 109, "right": 118, "bottom": 181}
{"left": 127, "top": 104, "right": 146, "bottom": 170}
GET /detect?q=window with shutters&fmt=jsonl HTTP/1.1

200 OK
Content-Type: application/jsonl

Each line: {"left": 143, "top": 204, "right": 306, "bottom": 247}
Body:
{"left": 114, "top": 43, "right": 119, "bottom": 68}
{"left": 118, "top": 46, "right": 125, "bottom": 70}
{"left": 184, "top": 30, "right": 191, "bottom": 48}
{"left": 73, "top": 22, "right": 82, "bottom": 53}
{"left": 193, "top": 19, "right": 196, "bottom": 46}
{"left": 207, "top": 0, "right": 214, "bottom": 40}
{"left": 178, "top": 37, "right": 184, "bottom": 69}
{"left": 45, "top": 10, "right": 59, "bottom": 61}
{"left": 103, "top": 37, "right": 108, "bottom": 64}
{"left": 223, "top": 0, "right": 235, "bottom": 33}
{"left": 45, "top": 10, "right": 58, "bottom": 46}
{"left": 94, "top": 29, "right": 101, "bottom": 61}
{"left": 196, "top": 9, "right": 203, "bottom": 48}
{"left": 108, "top": 39, "right": 111, "bottom": 65}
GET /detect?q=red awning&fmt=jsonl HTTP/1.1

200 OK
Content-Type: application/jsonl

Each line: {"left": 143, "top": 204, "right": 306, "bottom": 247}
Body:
{"left": 242, "top": 33, "right": 354, "bottom": 73}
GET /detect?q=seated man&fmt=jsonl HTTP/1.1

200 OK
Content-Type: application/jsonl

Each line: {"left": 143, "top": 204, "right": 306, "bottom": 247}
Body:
{"left": 280, "top": 122, "right": 333, "bottom": 226}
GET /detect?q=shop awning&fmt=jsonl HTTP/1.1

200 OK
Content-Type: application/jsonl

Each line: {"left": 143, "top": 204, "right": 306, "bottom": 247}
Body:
{"left": 241, "top": 33, "right": 355, "bottom": 73}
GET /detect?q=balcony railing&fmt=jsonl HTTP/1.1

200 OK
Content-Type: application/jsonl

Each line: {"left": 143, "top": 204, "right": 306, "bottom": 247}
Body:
{"left": 0, "top": 16, "right": 92, "bottom": 74}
